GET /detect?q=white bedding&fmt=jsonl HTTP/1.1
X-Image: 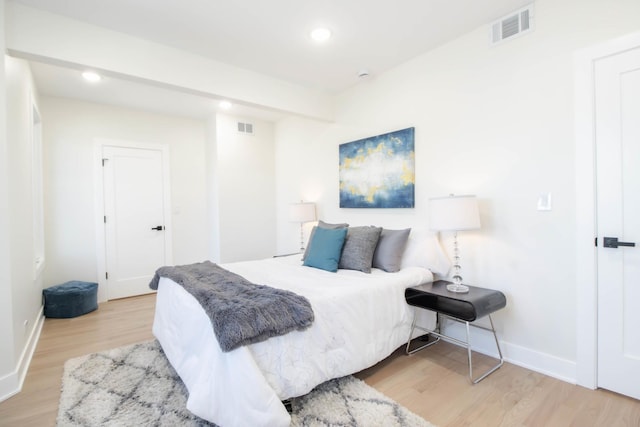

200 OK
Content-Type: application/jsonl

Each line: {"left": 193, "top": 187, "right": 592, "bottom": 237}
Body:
{"left": 152, "top": 255, "right": 433, "bottom": 427}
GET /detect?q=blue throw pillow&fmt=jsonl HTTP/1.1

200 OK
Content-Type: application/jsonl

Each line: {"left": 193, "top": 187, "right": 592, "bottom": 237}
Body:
{"left": 303, "top": 227, "right": 348, "bottom": 272}
{"left": 302, "top": 220, "right": 349, "bottom": 261}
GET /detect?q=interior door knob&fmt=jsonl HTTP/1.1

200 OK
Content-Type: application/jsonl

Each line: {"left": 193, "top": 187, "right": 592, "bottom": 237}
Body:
{"left": 151, "top": 225, "right": 164, "bottom": 231}
{"left": 603, "top": 237, "right": 635, "bottom": 248}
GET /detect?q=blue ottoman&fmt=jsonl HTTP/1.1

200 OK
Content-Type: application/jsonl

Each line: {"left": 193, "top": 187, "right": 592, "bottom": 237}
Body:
{"left": 43, "top": 281, "right": 98, "bottom": 318}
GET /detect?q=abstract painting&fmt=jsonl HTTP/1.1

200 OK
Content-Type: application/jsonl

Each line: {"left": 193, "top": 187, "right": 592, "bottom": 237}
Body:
{"left": 339, "top": 127, "right": 415, "bottom": 208}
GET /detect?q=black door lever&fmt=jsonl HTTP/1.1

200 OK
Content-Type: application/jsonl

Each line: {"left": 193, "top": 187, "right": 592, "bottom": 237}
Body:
{"left": 603, "top": 237, "right": 635, "bottom": 248}
{"left": 151, "top": 225, "right": 164, "bottom": 231}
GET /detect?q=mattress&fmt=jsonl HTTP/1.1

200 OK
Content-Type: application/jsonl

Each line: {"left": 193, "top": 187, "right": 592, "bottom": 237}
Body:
{"left": 152, "top": 254, "right": 433, "bottom": 427}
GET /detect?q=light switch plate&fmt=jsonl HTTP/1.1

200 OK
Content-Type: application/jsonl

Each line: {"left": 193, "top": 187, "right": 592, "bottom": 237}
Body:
{"left": 537, "top": 192, "right": 552, "bottom": 211}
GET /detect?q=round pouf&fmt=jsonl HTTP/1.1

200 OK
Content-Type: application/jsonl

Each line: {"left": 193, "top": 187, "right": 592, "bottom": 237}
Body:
{"left": 43, "top": 281, "right": 98, "bottom": 318}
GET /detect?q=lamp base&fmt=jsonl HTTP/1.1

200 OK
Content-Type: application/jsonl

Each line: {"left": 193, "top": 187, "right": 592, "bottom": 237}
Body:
{"left": 446, "top": 283, "right": 470, "bottom": 293}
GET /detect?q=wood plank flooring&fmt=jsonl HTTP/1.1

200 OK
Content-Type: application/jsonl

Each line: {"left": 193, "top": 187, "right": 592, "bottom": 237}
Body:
{"left": 0, "top": 294, "right": 156, "bottom": 427}
{"left": 1, "top": 293, "right": 638, "bottom": 426}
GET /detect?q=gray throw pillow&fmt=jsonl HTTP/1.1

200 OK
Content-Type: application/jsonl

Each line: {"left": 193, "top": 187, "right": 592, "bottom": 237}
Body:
{"left": 303, "top": 220, "right": 349, "bottom": 261}
{"left": 372, "top": 228, "right": 411, "bottom": 272}
{"left": 338, "top": 226, "right": 383, "bottom": 273}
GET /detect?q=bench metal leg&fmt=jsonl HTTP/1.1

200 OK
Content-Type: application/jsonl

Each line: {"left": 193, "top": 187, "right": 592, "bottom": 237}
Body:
{"left": 406, "top": 312, "right": 504, "bottom": 384}
{"left": 468, "top": 314, "right": 504, "bottom": 384}
{"left": 405, "top": 312, "right": 441, "bottom": 355}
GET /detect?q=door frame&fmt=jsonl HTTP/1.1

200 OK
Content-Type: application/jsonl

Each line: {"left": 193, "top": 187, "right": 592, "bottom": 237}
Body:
{"left": 575, "top": 31, "right": 640, "bottom": 390}
{"left": 93, "top": 138, "right": 173, "bottom": 302}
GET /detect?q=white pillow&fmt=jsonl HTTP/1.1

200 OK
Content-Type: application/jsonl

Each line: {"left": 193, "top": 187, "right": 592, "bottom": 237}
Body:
{"left": 400, "top": 229, "right": 451, "bottom": 276}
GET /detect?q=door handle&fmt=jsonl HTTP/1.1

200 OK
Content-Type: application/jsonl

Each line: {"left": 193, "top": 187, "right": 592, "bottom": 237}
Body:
{"left": 603, "top": 237, "right": 635, "bottom": 248}
{"left": 151, "top": 226, "right": 164, "bottom": 231}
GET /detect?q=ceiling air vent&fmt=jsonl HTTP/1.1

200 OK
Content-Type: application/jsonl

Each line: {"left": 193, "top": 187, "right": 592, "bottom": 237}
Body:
{"left": 237, "top": 122, "right": 254, "bottom": 134}
{"left": 491, "top": 4, "right": 533, "bottom": 44}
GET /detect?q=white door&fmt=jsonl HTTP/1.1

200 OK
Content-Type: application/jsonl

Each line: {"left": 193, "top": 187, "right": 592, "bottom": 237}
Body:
{"left": 595, "top": 46, "right": 640, "bottom": 400}
{"left": 103, "top": 145, "right": 172, "bottom": 299}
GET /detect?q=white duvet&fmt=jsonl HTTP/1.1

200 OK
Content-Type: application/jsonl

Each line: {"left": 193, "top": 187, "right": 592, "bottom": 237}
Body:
{"left": 152, "top": 255, "right": 433, "bottom": 427}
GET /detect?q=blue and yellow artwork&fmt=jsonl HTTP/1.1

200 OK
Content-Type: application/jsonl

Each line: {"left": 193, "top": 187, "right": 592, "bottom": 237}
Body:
{"left": 339, "top": 127, "right": 415, "bottom": 208}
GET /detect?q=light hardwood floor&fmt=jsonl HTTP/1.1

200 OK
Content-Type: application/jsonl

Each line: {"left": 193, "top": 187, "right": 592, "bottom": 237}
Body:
{"left": 0, "top": 293, "right": 638, "bottom": 426}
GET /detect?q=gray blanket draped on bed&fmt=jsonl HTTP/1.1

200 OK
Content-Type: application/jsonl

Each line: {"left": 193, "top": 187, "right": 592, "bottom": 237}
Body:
{"left": 149, "top": 261, "right": 314, "bottom": 352}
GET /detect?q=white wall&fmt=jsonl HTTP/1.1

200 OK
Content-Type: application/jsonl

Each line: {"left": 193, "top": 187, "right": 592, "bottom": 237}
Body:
{"left": 274, "top": 0, "right": 640, "bottom": 382}
{"left": 0, "top": 53, "right": 45, "bottom": 400}
{"left": 205, "top": 116, "right": 220, "bottom": 261}
{"left": 215, "top": 114, "right": 276, "bottom": 262}
{"left": 40, "top": 97, "right": 210, "bottom": 289}
{"left": 0, "top": 0, "right": 15, "bottom": 396}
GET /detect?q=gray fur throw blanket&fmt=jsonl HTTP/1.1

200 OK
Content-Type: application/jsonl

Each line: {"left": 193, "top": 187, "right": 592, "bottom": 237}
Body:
{"left": 149, "top": 261, "right": 314, "bottom": 352}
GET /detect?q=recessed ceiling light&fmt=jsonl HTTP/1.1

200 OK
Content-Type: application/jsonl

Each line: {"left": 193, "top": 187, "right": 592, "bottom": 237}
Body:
{"left": 219, "top": 100, "right": 232, "bottom": 109}
{"left": 82, "top": 71, "right": 102, "bottom": 82}
{"left": 310, "top": 27, "right": 332, "bottom": 42}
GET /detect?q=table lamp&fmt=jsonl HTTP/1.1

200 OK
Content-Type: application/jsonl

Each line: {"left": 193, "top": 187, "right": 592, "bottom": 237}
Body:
{"left": 289, "top": 202, "right": 317, "bottom": 252}
{"left": 429, "top": 195, "right": 480, "bottom": 293}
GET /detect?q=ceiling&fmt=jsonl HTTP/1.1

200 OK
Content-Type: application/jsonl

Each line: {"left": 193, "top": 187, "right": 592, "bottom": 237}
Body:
{"left": 13, "top": 0, "right": 532, "bottom": 120}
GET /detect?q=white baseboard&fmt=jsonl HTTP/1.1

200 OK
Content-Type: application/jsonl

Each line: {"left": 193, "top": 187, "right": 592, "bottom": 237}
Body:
{"left": 501, "top": 340, "right": 576, "bottom": 384}
{"left": 0, "top": 305, "right": 45, "bottom": 402}
{"left": 0, "top": 372, "right": 19, "bottom": 403}
{"left": 441, "top": 319, "right": 576, "bottom": 384}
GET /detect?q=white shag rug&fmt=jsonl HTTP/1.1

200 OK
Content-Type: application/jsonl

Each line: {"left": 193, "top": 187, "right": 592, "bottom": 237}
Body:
{"left": 57, "top": 340, "right": 435, "bottom": 427}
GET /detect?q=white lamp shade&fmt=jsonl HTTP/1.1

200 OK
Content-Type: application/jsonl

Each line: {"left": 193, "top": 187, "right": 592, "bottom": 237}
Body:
{"left": 429, "top": 195, "right": 480, "bottom": 231}
{"left": 289, "top": 202, "right": 317, "bottom": 223}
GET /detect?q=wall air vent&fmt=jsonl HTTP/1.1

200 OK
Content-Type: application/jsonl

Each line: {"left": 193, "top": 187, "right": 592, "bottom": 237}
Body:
{"left": 491, "top": 4, "right": 533, "bottom": 45}
{"left": 237, "top": 122, "right": 254, "bottom": 134}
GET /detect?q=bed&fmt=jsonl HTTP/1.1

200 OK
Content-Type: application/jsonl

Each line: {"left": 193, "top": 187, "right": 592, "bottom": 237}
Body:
{"left": 152, "top": 229, "right": 449, "bottom": 427}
